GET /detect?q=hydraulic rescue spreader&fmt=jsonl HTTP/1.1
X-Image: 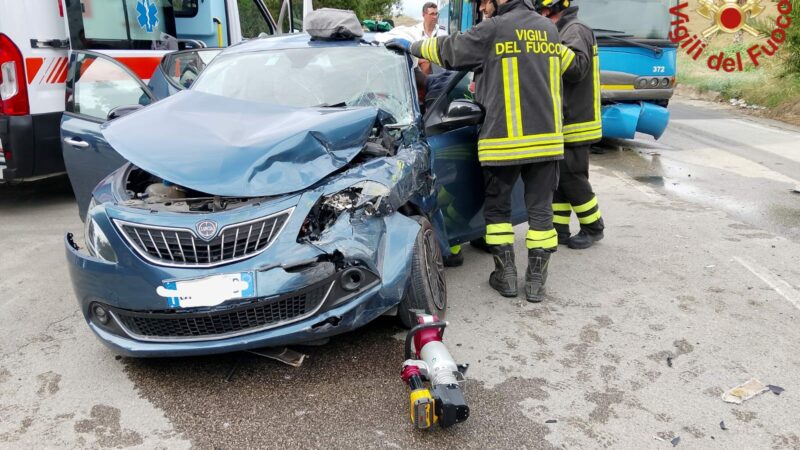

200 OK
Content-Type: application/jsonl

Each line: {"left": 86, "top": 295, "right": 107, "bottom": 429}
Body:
{"left": 401, "top": 315, "right": 469, "bottom": 430}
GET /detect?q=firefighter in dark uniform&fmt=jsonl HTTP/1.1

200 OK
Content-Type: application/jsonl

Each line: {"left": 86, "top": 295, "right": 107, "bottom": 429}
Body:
{"left": 387, "top": 0, "right": 577, "bottom": 302}
{"left": 536, "top": 0, "right": 605, "bottom": 249}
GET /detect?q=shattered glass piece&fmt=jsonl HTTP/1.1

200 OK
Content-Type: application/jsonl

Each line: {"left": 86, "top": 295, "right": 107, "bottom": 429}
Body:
{"left": 671, "top": 436, "right": 680, "bottom": 447}
{"left": 722, "top": 378, "right": 768, "bottom": 404}
{"left": 767, "top": 384, "right": 785, "bottom": 395}
{"left": 720, "top": 420, "right": 728, "bottom": 430}
{"left": 545, "top": 419, "right": 557, "bottom": 424}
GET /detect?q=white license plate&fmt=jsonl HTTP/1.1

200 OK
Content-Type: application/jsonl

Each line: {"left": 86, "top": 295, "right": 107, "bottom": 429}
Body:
{"left": 156, "top": 272, "right": 256, "bottom": 308}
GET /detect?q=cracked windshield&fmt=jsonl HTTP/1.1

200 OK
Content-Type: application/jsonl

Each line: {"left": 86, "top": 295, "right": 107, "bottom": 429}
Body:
{"left": 193, "top": 47, "right": 414, "bottom": 124}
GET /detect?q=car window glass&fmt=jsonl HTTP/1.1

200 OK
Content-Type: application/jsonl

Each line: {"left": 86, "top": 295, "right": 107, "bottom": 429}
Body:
{"left": 162, "top": 50, "right": 222, "bottom": 88}
{"left": 447, "top": 72, "right": 473, "bottom": 104}
{"left": 193, "top": 47, "right": 415, "bottom": 124}
{"left": 238, "top": 0, "right": 275, "bottom": 38}
{"left": 68, "top": 54, "right": 152, "bottom": 120}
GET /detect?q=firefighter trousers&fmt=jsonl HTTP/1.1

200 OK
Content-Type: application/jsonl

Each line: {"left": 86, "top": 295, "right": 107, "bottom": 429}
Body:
{"left": 483, "top": 161, "right": 559, "bottom": 251}
{"left": 552, "top": 145, "right": 604, "bottom": 235}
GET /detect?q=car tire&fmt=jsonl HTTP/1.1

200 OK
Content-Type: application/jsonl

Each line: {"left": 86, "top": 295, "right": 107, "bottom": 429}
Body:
{"left": 398, "top": 216, "right": 447, "bottom": 328}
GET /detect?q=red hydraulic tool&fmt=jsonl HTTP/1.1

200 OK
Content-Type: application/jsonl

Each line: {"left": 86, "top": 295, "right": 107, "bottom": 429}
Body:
{"left": 401, "top": 314, "right": 469, "bottom": 430}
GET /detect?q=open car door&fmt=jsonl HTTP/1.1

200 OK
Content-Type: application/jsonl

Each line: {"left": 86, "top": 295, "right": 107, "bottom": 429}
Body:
{"left": 424, "top": 71, "right": 528, "bottom": 246}
{"left": 60, "top": 48, "right": 218, "bottom": 221}
{"left": 61, "top": 51, "right": 156, "bottom": 221}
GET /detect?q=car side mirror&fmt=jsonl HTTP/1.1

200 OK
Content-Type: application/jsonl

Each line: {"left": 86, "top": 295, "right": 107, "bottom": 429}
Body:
{"left": 107, "top": 105, "right": 144, "bottom": 121}
{"left": 441, "top": 99, "right": 485, "bottom": 130}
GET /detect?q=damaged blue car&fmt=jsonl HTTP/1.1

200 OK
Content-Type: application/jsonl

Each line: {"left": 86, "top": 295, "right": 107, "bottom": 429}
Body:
{"left": 61, "top": 32, "right": 493, "bottom": 357}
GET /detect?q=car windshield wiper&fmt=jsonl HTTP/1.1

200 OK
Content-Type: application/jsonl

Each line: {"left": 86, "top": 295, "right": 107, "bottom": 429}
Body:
{"left": 593, "top": 29, "right": 663, "bottom": 57}
{"left": 592, "top": 28, "right": 632, "bottom": 36}
{"left": 315, "top": 102, "right": 347, "bottom": 108}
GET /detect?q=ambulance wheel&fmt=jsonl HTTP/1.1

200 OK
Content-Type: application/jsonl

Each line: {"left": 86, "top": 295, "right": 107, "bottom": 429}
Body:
{"left": 398, "top": 216, "right": 447, "bottom": 328}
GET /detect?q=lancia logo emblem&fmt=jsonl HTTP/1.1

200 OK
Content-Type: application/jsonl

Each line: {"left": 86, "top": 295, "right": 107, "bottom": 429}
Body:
{"left": 196, "top": 220, "right": 218, "bottom": 241}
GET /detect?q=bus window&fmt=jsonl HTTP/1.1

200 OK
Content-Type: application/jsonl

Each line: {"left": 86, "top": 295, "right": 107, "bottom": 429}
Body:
{"left": 238, "top": 0, "right": 275, "bottom": 38}
{"left": 291, "top": 0, "right": 303, "bottom": 32}
{"left": 577, "top": 0, "right": 675, "bottom": 40}
{"left": 449, "top": 0, "right": 462, "bottom": 34}
{"left": 173, "top": 0, "right": 199, "bottom": 18}
{"left": 64, "top": 0, "right": 178, "bottom": 50}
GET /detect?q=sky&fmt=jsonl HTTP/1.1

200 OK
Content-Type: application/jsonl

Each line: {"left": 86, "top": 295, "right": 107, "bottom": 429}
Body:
{"left": 400, "top": 0, "right": 429, "bottom": 19}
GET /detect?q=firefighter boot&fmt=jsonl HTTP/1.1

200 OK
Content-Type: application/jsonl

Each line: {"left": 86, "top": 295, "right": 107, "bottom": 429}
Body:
{"left": 568, "top": 218, "right": 605, "bottom": 250}
{"left": 489, "top": 245, "right": 518, "bottom": 297}
{"left": 525, "top": 249, "right": 551, "bottom": 303}
{"left": 444, "top": 245, "right": 464, "bottom": 267}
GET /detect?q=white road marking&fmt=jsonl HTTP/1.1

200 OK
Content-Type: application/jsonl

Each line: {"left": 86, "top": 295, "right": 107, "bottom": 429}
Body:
{"left": 734, "top": 256, "right": 800, "bottom": 311}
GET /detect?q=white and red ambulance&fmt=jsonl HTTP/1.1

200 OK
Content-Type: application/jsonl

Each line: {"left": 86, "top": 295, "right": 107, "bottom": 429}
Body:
{"left": 0, "top": 0, "right": 307, "bottom": 182}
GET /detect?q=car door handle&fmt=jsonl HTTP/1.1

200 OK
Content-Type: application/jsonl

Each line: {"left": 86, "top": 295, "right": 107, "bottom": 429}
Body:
{"left": 64, "top": 137, "right": 89, "bottom": 148}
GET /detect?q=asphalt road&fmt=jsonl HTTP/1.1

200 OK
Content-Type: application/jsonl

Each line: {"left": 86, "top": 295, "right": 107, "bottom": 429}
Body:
{"left": 2, "top": 96, "right": 800, "bottom": 449}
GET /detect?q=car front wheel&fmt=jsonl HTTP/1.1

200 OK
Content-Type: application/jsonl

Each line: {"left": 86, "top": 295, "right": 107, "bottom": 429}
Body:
{"left": 398, "top": 215, "right": 447, "bottom": 328}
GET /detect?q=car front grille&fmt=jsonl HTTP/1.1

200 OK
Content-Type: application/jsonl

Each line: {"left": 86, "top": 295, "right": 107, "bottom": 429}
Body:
{"left": 115, "top": 209, "right": 292, "bottom": 267}
{"left": 112, "top": 280, "right": 334, "bottom": 342}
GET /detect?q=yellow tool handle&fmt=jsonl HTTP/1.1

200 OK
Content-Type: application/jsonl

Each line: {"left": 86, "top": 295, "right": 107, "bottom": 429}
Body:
{"left": 409, "top": 388, "right": 435, "bottom": 429}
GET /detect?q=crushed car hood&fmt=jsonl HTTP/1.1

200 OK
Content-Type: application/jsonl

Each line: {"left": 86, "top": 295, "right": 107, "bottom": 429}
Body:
{"left": 101, "top": 91, "right": 378, "bottom": 197}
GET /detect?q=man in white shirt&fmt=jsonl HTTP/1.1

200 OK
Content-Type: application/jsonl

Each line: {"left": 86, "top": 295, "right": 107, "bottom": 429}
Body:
{"left": 413, "top": 2, "right": 448, "bottom": 74}
{"left": 414, "top": 2, "right": 448, "bottom": 39}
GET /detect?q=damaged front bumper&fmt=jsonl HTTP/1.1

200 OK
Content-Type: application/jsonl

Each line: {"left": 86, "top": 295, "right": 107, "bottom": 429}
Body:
{"left": 65, "top": 203, "right": 422, "bottom": 358}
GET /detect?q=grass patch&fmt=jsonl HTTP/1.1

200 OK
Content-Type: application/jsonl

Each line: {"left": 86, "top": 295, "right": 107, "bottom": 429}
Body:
{"left": 677, "top": 51, "right": 800, "bottom": 108}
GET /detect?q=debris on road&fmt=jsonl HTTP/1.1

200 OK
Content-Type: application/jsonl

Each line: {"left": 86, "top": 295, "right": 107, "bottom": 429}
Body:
{"left": 667, "top": 356, "right": 674, "bottom": 367}
{"left": 720, "top": 420, "right": 728, "bottom": 430}
{"left": 247, "top": 347, "right": 307, "bottom": 367}
{"left": 791, "top": 186, "right": 800, "bottom": 194}
{"left": 545, "top": 419, "right": 558, "bottom": 424}
{"left": 722, "top": 378, "right": 769, "bottom": 404}
{"left": 767, "top": 385, "right": 785, "bottom": 395}
{"left": 671, "top": 436, "right": 681, "bottom": 447}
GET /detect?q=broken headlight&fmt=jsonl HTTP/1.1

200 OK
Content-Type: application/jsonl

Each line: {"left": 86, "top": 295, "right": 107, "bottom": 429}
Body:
{"left": 84, "top": 199, "right": 118, "bottom": 263}
{"left": 299, "top": 181, "right": 392, "bottom": 241}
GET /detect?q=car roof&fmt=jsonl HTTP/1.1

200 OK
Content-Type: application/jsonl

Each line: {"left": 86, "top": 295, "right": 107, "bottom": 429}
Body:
{"left": 222, "top": 32, "right": 383, "bottom": 55}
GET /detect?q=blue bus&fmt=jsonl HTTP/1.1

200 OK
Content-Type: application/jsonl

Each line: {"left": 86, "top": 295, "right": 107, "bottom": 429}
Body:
{"left": 438, "top": 0, "right": 677, "bottom": 140}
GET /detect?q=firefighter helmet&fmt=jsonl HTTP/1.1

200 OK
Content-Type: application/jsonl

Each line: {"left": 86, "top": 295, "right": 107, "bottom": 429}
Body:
{"left": 534, "top": 0, "right": 570, "bottom": 14}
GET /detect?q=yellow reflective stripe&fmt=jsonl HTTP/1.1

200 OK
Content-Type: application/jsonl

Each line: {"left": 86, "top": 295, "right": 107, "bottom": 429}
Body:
{"left": 564, "top": 128, "right": 603, "bottom": 142}
{"left": 549, "top": 56, "right": 561, "bottom": 134}
{"left": 512, "top": 57, "right": 523, "bottom": 136}
{"left": 526, "top": 229, "right": 558, "bottom": 249}
{"left": 593, "top": 50, "right": 601, "bottom": 123}
{"left": 502, "top": 58, "right": 514, "bottom": 138}
{"left": 479, "top": 149, "right": 564, "bottom": 162}
{"left": 564, "top": 130, "right": 602, "bottom": 143}
{"left": 480, "top": 145, "right": 564, "bottom": 155}
{"left": 486, "top": 234, "right": 515, "bottom": 245}
{"left": 561, "top": 45, "right": 575, "bottom": 74}
{"left": 578, "top": 210, "right": 602, "bottom": 225}
{"left": 563, "top": 120, "right": 602, "bottom": 132}
{"left": 421, "top": 39, "right": 429, "bottom": 60}
{"left": 450, "top": 244, "right": 462, "bottom": 254}
{"left": 479, "top": 139, "right": 563, "bottom": 151}
{"left": 479, "top": 132, "right": 561, "bottom": 143}
{"left": 573, "top": 196, "right": 598, "bottom": 213}
{"left": 487, "top": 223, "right": 513, "bottom": 234}
{"left": 431, "top": 38, "right": 440, "bottom": 65}
{"left": 553, "top": 215, "right": 571, "bottom": 225}
{"left": 552, "top": 203, "right": 572, "bottom": 212}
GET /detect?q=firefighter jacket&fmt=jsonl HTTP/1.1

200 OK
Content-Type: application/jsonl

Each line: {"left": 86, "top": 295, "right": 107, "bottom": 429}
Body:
{"left": 409, "top": 0, "right": 576, "bottom": 166}
{"left": 557, "top": 7, "right": 602, "bottom": 146}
